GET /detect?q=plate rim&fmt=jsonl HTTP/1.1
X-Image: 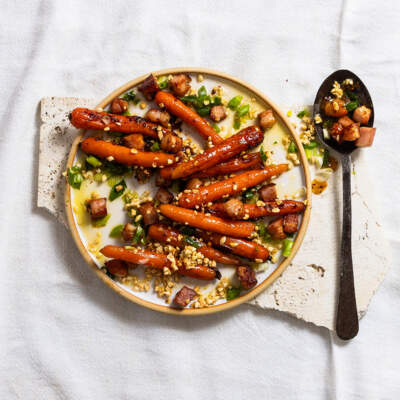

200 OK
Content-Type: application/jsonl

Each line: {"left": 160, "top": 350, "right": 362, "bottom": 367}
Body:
{"left": 64, "top": 66, "right": 312, "bottom": 315}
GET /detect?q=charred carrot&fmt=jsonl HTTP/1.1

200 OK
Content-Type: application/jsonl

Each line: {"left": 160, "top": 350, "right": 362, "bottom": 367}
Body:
{"left": 159, "top": 205, "right": 255, "bottom": 238}
{"left": 101, "top": 245, "right": 216, "bottom": 280}
{"left": 100, "top": 245, "right": 170, "bottom": 269}
{"left": 170, "top": 126, "right": 263, "bottom": 179}
{"left": 178, "top": 164, "right": 289, "bottom": 209}
{"left": 70, "top": 107, "right": 172, "bottom": 138}
{"left": 155, "top": 91, "right": 223, "bottom": 144}
{"left": 148, "top": 224, "right": 240, "bottom": 265}
{"left": 199, "top": 232, "right": 270, "bottom": 262}
{"left": 208, "top": 200, "right": 305, "bottom": 219}
{"left": 81, "top": 137, "right": 175, "bottom": 167}
{"left": 191, "top": 152, "right": 262, "bottom": 178}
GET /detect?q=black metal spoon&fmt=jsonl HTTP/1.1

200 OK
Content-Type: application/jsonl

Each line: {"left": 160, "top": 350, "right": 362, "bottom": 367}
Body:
{"left": 313, "top": 70, "right": 374, "bottom": 340}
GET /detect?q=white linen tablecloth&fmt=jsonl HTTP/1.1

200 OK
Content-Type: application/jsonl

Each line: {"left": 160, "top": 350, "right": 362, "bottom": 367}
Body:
{"left": 1, "top": 1, "right": 399, "bottom": 399}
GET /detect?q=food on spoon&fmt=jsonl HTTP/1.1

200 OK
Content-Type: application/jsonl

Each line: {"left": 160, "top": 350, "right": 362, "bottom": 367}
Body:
{"left": 342, "top": 122, "right": 360, "bottom": 141}
{"left": 356, "top": 127, "right": 376, "bottom": 147}
{"left": 155, "top": 91, "right": 223, "bottom": 144}
{"left": 178, "top": 165, "right": 288, "bottom": 209}
{"left": 258, "top": 109, "right": 276, "bottom": 130}
{"left": 236, "top": 265, "right": 257, "bottom": 290}
{"left": 352, "top": 105, "right": 371, "bottom": 125}
{"left": 70, "top": 107, "right": 171, "bottom": 138}
{"left": 81, "top": 137, "right": 175, "bottom": 167}
{"left": 159, "top": 204, "right": 255, "bottom": 238}
{"left": 87, "top": 198, "right": 107, "bottom": 219}
{"left": 323, "top": 98, "right": 348, "bottom": 117}
{"left": 173, "top": 286, "right": 197, "bottom": 307}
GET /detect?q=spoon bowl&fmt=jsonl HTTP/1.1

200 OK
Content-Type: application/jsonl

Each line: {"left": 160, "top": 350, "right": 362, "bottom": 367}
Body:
{"left": 313, "top": 69, "right": 374, "bottom": 340}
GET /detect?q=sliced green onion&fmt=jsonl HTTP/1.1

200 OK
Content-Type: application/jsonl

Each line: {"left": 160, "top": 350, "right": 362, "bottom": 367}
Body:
{"left": 260, "top": 144, "right": 267, "bottom": 163}
{"left": 233, "top": 117, "right": 241, "bottom": 130}
{"left": 92, "top": 214, "right": 111, "bottom": 228}
{"left": 184, "top": 236, "right": 202, "bottom": 249}
{"left": 212, "top": 123, "right": 221, "bottom": 133}
{"left": 107, "top": 175, "right": 123, "bottom": 188}
{"left": 346, "top": 101, "right": 358, "bottom": 112}
{"left": 157, "top": 76, "right": 169, "bottom": 89}
{"left": 243, "top": 190, "right": 255, "bottom": 202}
{"left": 86, "top": 155, "right": 102, "bottom": 168}
{"left": 226, "top": 287, "right": 241, "bottom": 301}
{"left": 322, "top": 149, "right": 330, "bottom": 168}
{"left": 197, "top": 85, "right": 207, "bottom": 98}
{"left": 237, "top": 104, "right": 250, "bottom": 117}
{"left": 297, "top": 109, "right": 309, "bottom": 119}
{"left": 67, "top": 166, "right": 83, "bottom": 189}
{"left": 228, "top": 95, "right": 243, "bottom": 110}
{"left": 109, "top": 179, "right": 127, "bottom": 201}
{"left": 150, "top": 142, "right": 160, "bottom": 152}
{"left": 257, "top": 221, "right": 265, "bottom": 237}
{"left": 303, "top": 141, "right": 318, "bottom": 150}
{"left": 109, "top": 224, "right": 124, "bottom": 238}
{"left": 288, "top": 142, "right": 298, "bottom": 153}
{"left": 122, "top": 90, "right": 139, "bottom": 104}
{"left": 282, "top": 238, "right": 294, "bottom": 257}
{"left": 133, "top": 225, "right": 145, "bottom": 244}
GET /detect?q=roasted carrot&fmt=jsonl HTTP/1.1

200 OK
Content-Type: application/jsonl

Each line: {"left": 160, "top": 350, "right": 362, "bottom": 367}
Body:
{"left": 171, "top": 126, "right": 263, "bottom": 179}
{"left": 177, "top": 265, "right": 217, "bottom": 281}
{"left": 155, "top": 91, "right": 224, "bottom": 144}
{"left": 81, "top": 137, "right": 175, "bottom": 167}
{"left": 148, "top": 224, "right": 240, "bottom": 265}
{"left": 159, "top": 205, "right": 255, "bottom": 238}
{"left": 191, "top": 152, "right": 262, "bottom": 178}
{"left": 199, "top": 232, "right": 270, "bottom": 261}
{"left": 208, "top": 200, "right": 305, "bottom": 219}
{"left": 101, "top": 245, "right": 216, "bottom": 280}
{"left": 178, "top": 164, "right": 288, "bottom": 209}
{"left": 100, "top": 245, "right": 170, "bottom": 269}
{"left": 70, "top": 107, "right": 172, "bottom": 138}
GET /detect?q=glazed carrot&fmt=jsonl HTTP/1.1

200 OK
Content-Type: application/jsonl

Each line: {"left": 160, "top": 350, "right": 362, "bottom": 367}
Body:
{"left": 81, "top": 137, "right": 175, "bottom": 167}
{"left": 159, "top": 205, "right": 255, "bottom": 238}
{"left": 101, "top": 245, "right": 217, "bottom": 280}
{"left": 100, "top": 245, "right": 170, "bottom": 269}
{"left": 155, "top": 91, "right": 223, "bottom": 144}
{"left": 208, "top": 200, "right": 306, "bottom": 219}
{"left": 199, "top": 232, "right": 270, "bottom": 262}
{"left": 178, "top": 164, "right": 289, "bottom": 209}
{"left": 177, "top": 265, "right": 217, "bottom": 281}
{"left": 148, "top": 224, "right": 240, "bottom": 265}
{"left": 191, "top": 152, "right": 262, "bottom": 178}
{"left": 70, "top": 107, "right": 172, "bottom": 138}
{"left": 169, "top": 126, "right": 263, "bottom": 179}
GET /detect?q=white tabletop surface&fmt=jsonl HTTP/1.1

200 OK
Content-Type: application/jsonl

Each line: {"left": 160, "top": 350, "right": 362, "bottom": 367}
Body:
{"left": 1, "top": 1, "right": 399, "bottom": 398}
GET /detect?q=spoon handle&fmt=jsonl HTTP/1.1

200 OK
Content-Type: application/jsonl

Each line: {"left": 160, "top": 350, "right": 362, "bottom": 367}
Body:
{"left": 336, "top": 154, "right": 359, "bottom": 340}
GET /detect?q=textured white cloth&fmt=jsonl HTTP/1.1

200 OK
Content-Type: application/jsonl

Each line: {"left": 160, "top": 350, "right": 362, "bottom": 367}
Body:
{"left": 1, "top": 1, "right": 399, "bottom": 399}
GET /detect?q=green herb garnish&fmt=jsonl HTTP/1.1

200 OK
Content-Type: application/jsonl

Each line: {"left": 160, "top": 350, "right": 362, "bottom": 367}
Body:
{"left": 260, "top": 144, "right": 267, "bottom": 163}
{"left": 157, "top": 76, "right": 169, "bottom": 89}
{"left": 184, "top": 236, "right": 202, "bottom": 249}
{"left": 233, "top": 117, "right": 241, "bottom": 130}
{"left": 180, "top": 86, "right": 221, "bottom": 117}
{"left": 237, "top": 104, "right": 250, "bottom": 118}
{"left": 303, "top": 141, "right": 318, "bottom": 150}
{"left": 122, "top": 91, "right": 140, "bottom": 104}
{"left": 282, "top": 238, "right": 294, "bottom": 257}
{"left": 67, "top": 166, "right": 84, "bottom": 189}
{"left": 226, "top": 287, "right": 241, "bottom": 301}
{"left": 212, "top": 123, "right": 221, "bottom": 133}
{"left": 109, "top": 224, "right": 124, "bottom": 238}
{"left": 288, "top": 142, "right": 298, "bottom": 153}
{"left": 322, "top": 148, "right": 330, "bottom": 168}
{"left": 92, "top": 214, "right": 111, "bottom": 228}
{"left": 150, "top": 142, "right": 160, "bottom": 152}
{"left": 133, "top": 225, "right": 146, "bottom": 245}
{"left": 86, "top": 155, "right": 102, "bottom": 168}
{"left": 109, "top": 179, "right": 127, "bottom": 201}
{"left": 346, "top": 101, "right": 358, "bottom": 112}
{"left": 297, "top": 109, "right": 309, "bottom": 119}
{"left": 228, "top": 96, "right": 243, "bottom": 110}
